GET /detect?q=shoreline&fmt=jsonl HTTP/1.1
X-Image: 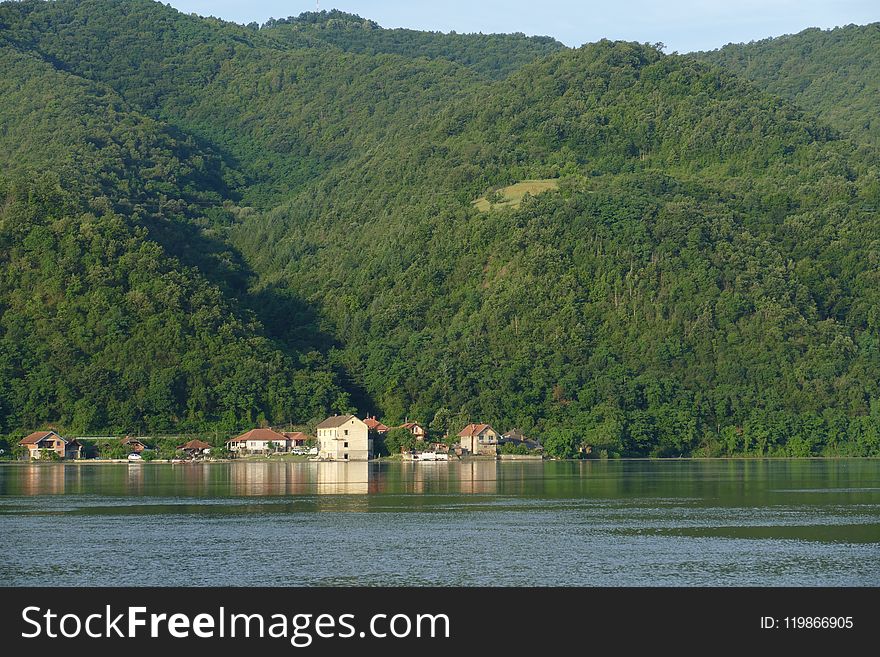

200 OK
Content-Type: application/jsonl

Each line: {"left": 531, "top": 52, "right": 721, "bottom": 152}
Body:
{"left": 0, "top": 455, "right": 877, "bottom": 466}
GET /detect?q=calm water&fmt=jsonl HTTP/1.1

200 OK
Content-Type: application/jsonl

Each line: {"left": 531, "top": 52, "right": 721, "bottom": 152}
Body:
{"left": 1, "top": 459, "right": 878, "bottom": 586}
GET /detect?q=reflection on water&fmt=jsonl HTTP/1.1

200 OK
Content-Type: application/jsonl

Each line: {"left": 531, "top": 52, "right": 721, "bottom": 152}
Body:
{"left": 4, "top": 458, "right": 880, "bottom": 503}
{"left": 1, "top": 459, "right": 879, "bottom": 586}
{"left": 317, "top": 462, "right": 369, "bottom": 495}
{"left": 458, "top": 460, "right": 498, "bottom": 494}
{"left": 4, "top": 459, "right": 880, "bottom": 504}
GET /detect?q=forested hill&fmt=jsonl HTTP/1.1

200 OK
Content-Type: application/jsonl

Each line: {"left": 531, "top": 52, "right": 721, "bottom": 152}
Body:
{"left": 1, "top": 0, "right": 879, "bottom": 457}
{"left": 260, "top": 10, "right": 565, "bottom": 80}
{"left": 0, "top": 9, "right": 353, "bottom": 436}
{"left": 695, "top": 23, "right": 880, "bottom": 147}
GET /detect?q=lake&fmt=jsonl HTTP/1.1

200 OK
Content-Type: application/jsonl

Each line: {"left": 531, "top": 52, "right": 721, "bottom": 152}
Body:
{"left": 1, "top": 459, "right": 878, "bottom": 586}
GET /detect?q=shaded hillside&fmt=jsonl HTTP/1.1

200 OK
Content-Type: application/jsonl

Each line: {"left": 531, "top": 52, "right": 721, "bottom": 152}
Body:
{"left": 0, "top": 42, "right": 349, "bottom": 435}
{"left": 696, "top": 23, "right": 880, "bottom": 147}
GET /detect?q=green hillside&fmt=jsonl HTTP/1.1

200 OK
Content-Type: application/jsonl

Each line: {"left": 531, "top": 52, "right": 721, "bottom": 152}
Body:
{"left": 696, "top": 23, "right": 880, "bottom": 147}
{"left": 1, "top": 0, "right": 879, "bottom": 456}
{"left": 0, "top": 39, "right": 349, "bottom": 436}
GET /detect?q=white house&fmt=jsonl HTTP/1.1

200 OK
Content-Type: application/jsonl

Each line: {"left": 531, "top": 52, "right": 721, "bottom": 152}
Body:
{"left": 226, "top": 428, "right": 290, "bottom": 454}
{"left": 316, "top": 415, "right": 372, "bottom": 461}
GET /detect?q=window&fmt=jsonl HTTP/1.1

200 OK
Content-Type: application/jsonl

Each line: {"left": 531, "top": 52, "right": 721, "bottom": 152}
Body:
{"left": 344, "top": 429, "right": 349, "bottom": 436}
{"left": 344, "top": 454, "right": 349, "bottom": 460}
{"left": 344, "top": 442, "right": 349, "bottom": 448}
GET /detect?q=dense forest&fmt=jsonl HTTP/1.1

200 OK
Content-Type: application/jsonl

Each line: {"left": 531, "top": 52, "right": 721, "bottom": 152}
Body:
{"left": 1, "top": 0, "right": 879, "bottom": 457}
{"left": 696, "top": 23, "right": 880, "bottom": 147}
{"left": 261, "top": 10, "right": 565, "bottom": 80}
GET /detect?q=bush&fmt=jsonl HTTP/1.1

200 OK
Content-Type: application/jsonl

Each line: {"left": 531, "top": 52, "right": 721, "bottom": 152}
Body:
{"left": 41, "top": 449, "right": 61, "bottom": 461}
{"left": 97, "top": 441, "right": 129, "bottom": 459}
{"left": 155, "top": 439, "right": 181, "bottom": 460}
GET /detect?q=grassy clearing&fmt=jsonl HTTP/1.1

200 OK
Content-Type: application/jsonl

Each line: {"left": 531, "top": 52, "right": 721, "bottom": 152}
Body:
{"left": 473, "top": 178, "right": 559, "bottom": 212}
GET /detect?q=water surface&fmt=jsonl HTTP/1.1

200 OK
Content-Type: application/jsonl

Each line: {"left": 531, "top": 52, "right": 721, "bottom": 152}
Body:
{"left": 1, "top": 459, "right": 878, "bottom": 586}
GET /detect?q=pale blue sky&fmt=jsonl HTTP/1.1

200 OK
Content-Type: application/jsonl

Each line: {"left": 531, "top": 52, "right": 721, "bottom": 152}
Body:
{"left": 166, "top": 0, "right": 878, "bottom": 52}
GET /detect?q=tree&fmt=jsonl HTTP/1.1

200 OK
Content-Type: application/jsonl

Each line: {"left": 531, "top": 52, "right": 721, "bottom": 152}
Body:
{"left": 382, "top": 427, "right": 416, "bottom": 455}
{"left": 542, "top": 428, "right": 580, "bottom": 459}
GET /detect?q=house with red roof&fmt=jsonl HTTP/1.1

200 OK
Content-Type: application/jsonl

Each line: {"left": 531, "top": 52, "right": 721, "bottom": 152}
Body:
{"left": 121, "top": 436, "right": 149, "bottom": 453}
{"left": 399, "top": 421, "right": 426, "bottom": 442}
{"left": 19, "top": 431, "right": 82, "bottom": 460}
{"left": 364, "top": 416, "right": 390, "bottom": 435}
{"left": 457, "top": 424, "right": 501, "bottom": 456}
{"left": 283, "top": 431, "right": 310, "bottom": 448}
{"left": 177, "top": 439, "right": 212, "bottom": 457}
{"left": 226, "top": 428, "right": 290, "bottom": 454}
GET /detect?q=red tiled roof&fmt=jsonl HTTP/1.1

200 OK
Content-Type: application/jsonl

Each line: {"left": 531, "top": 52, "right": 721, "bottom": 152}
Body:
{"left": 458, "top": 423, "right": 493, "bottom": 438}
{"left": 178, "top": 439, "right": 212, "bottom": 450}
{"left": 364, "top": 417, "right": 389, "bottom": 432}
{"left": 230, "top": 428, "right": 288, "bottom": 443}
{"left": 20, "top": 431, "right": 58, "bottom": 445}
{"left": 121, "top": 436, "right": 147, "bottom": 445}
{"left": 283, "top": 432, "right": 309, "bottom": 442}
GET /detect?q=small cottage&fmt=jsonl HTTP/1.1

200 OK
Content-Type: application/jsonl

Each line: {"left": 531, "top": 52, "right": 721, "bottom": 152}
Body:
{"left": 19, "top": 431, "right": 82, "bottom": 460}
{"left": 283, "top": 431, "right": 310, "bottom": 448}
{"left": 226, "top": 428, "right": 290, "bottom": 454}
{"left": 500, "top": 428, "right": 543, "bottom": 452}
{"left": 177, "top": 439, "right": 212, "bottom": 457}
{"left": 458, "top": 423, "right": 501, "bottom": 456}
{"left": 399, "top": 422, "right": 426, "bottom": 442}
{"left": 121, "top": 436, "right": 148, "bottom": 453}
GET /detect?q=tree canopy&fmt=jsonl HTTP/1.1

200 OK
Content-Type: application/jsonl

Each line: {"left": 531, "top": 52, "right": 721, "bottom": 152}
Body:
{"left": 695, "top": 23, "right": 880, "bottom": 147}
{"left": 1, "top": 1, "right": 879, "bottom": 456}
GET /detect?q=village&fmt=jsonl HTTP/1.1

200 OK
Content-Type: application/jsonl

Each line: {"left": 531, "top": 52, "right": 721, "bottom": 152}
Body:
{"left": 13, "top": 415, "right": 545, "bottom": 463}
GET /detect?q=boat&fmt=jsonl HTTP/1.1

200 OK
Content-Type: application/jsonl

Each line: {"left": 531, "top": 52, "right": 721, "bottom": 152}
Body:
{"left": 413, "top": 451, "right": 448, "bottom": 461}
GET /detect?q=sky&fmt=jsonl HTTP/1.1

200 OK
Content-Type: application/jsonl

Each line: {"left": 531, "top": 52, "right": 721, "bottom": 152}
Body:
{"left": 165, "top": 0, "right": 878, "bottom": 52}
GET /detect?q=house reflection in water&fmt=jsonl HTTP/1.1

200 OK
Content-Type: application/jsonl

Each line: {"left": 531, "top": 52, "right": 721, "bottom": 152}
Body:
{"left": 20, "top": 463, "right": 82, "bottom": 495}
{"left": 316, "top": 461, "right": 369, "bottom": 495}
{"left": 457, "top": 460, "right": 499, "bottom": 495}
{"left": 127, "top": 461, "right": 144, "bottom": 492}
{"left": 228, "top": 462, "right": 315, "bottom": 496}
{"left": 395, "top": 460, "right": 456, "bottom": 495}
